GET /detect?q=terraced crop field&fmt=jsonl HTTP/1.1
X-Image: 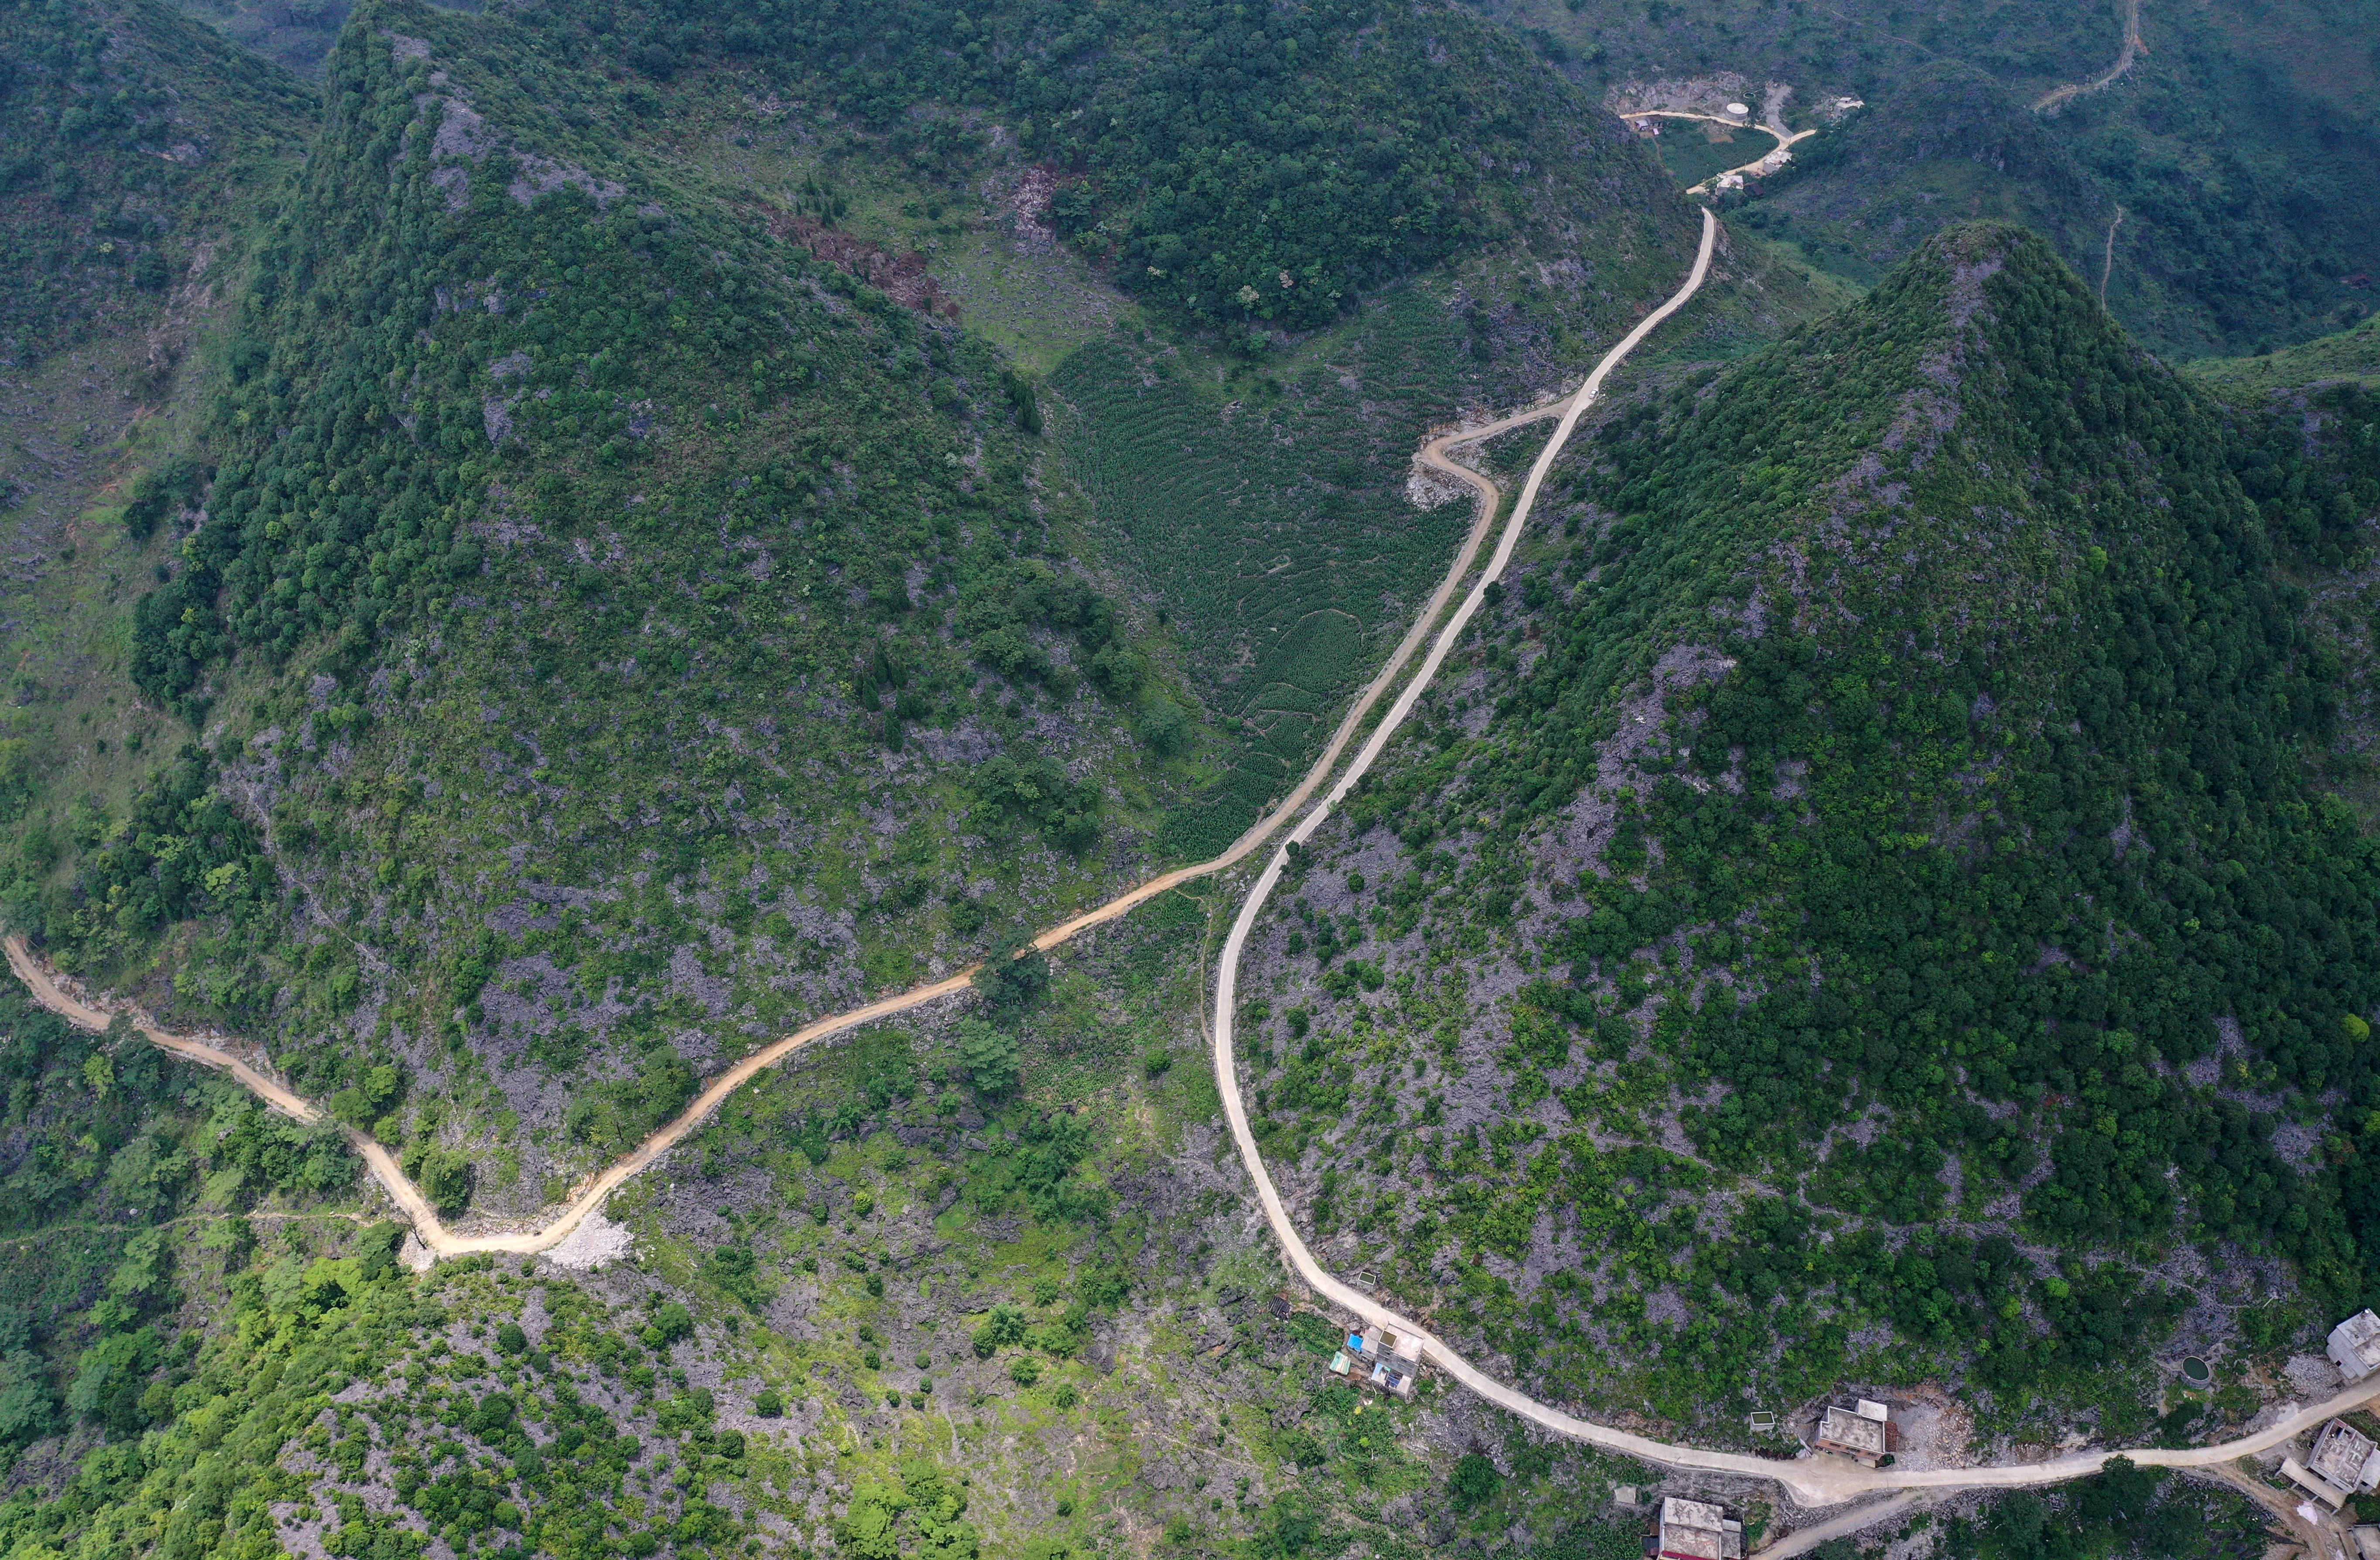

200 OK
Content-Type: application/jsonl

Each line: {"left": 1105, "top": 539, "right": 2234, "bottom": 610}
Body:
{"left": 1055, "top": 287, "right": 1473, "bottom": 858}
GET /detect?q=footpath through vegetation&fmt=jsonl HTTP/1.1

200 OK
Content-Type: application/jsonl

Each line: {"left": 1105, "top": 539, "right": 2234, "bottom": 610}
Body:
{"left": 2032, "top": 0, "right": 2147, "bottom": 112}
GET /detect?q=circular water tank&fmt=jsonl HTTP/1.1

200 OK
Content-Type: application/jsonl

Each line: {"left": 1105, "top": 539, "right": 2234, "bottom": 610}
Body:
{"left": 1725, "top": 103, "right": 1750, "bottom": 116}
{"left": 2181, "top": 1356, "right": 2212, "bottom": 1386}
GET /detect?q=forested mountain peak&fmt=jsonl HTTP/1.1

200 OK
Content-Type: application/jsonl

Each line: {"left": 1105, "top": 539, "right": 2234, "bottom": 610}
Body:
{"left": 1236, "top": 222, "right": 2380, "bottom": 1443}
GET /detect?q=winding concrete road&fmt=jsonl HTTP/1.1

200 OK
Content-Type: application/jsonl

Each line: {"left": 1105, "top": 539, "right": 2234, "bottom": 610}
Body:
{"left": 1200, "top": 200, "right": 2380, "bottom": 1532}
{"left": 0, "top": 255, "right": 1639, "bottom": 1259}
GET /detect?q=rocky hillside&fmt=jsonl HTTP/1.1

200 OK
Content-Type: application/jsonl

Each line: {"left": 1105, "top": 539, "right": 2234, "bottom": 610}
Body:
{"left": 1235, "top": 222, "right": 2380, "bottom": 1449}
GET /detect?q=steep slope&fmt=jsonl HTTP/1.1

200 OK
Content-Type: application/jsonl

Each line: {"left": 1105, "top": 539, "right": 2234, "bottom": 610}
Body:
{"left": 3, "top": 0, "right": 1219, "bottom": 1218}
{"left": 445, "top": 0, "right": 1700, "bottom": 860}
{"left": 1732, "top": 62, "right": 2114, "bottom": 291}
{"left": 168, "top": 0, "right": 350, "bottom": 77}
{"left": 0, "top": 0, "right": 310, "bottom": 366}
{"left": 1734, "top": 54, "right": 2380, "bottom": 360}
{"left": 2194, "top": 312, "right": 2380, "bottom": 396}
{"left": 627, "top": 0, "right": 1692, "bottom": 343}
{"left": 1233, "top": 223, "right": 2380, "bottom": 1446}
{"left": 0, "top": 0, "right": 1704, "bottom": 1231}
{"left": 0, "top": 0, "right": 308, "bottom": 595}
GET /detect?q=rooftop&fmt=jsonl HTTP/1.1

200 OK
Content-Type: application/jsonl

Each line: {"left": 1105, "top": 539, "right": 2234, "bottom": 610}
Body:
{"left": 2335, "top": 1311, "right": 2380, "bottom": 1376}
{"left": 2312, "top": 1419, "right": 2380, "bottom": 1493}
{"left": 1817, "top": 1404, "right": 1889, "bottom": 1454}
{"left": 1657, "top": 1497, "right": 1742, "bottom": 1560}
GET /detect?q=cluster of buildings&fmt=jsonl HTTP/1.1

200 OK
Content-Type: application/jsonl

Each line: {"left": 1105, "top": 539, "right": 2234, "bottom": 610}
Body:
{"left": 1328, "top": 1327, "right": 1422, "bottom": 1400}
{"left": 2280, "top": 1310, "right": 2380, "bottom": 1512}
{"left": 1305, "top": 1307, "right": 2380, "bottom": 1549}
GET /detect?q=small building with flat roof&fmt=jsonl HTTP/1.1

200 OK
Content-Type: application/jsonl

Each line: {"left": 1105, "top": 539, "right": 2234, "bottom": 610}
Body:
{"left": 2332, "top": 1311, "right": 2380, "bottom": 1382}
{"left": 1656, "top": 1497, "right": 1743, "bottom": 1560}
{"left": 2306, "top": 1419, "right": 2380, "bottom": 1502}
{"left": 1812, "top": 1400, "right": 1898, "bottom": 1466}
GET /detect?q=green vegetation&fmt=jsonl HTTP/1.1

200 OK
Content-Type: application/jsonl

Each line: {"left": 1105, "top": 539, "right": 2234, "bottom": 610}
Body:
{"left": 0, "top": 0, "right": 1703, "bottom": 1204}
{"left": 0, "top": 0, "right": 310, "bottom": 364}
{"left": 1735, "top": 64, "right": 2115, "bottom": 308}
{"left": 1055, "top": 293, "right": 1473, "bottom": 855}
{"left": 2193, "top": 311, "right": 2380, "bottom": 395}
{"left": 1246, "top": 223, "right": 2380, "bottom": 1438}
{"left": 0, "top": 0, "right": 1238, "bottom": 1197}
{"left": 580, "top": 0, "right": 1679, "bottom": 339}
{"left": 11, "top": 0, "right": 2377, "bottom": 1545}
{"left": 0, "top": 976, "right": 356, "bottom": 1467}
{"left": 1940, "top": 1458, "right": 2272, "bottom": 1557}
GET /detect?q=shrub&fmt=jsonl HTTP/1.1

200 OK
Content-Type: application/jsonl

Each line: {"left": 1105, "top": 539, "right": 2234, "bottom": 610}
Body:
{"left": 1449, "top": 1452, "right": 1502, "bottom": 1511}
{"left": 972, "top": 934, "right": 1051, "bottom": 1016}
{"left": 956, "top": 1017, "right": 1021, "bottom": 1097}
{"left": 640, "top": 1302, "right": 694, "bottom": 1351}
{"left": 971, "top": 1304, "right": 1028, "bottom": 1358}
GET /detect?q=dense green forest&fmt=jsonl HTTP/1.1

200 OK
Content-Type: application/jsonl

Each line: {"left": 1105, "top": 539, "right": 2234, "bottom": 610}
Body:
{"left": 1238, "top": 223, "right": 2380, "bottom": 1444}
{"left": 464, "top": 0, "right": 1680, "bottom": 340}
{"left": 0, "top": 0, "right": 310, "bottom": 365}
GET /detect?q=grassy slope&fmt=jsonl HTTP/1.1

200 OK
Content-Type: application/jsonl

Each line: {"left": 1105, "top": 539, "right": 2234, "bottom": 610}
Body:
{"left": 0, "top": 0, "right": 1227, "bottom": 1218}
{"left": 1235, "top": 223, "right": 2380, "bottom": 1451}
{"left": 0, "top": 0, "right": 310, "bottom": 875}
{"left": 2193, "top": 311, "right": 2380, "bottom": 395}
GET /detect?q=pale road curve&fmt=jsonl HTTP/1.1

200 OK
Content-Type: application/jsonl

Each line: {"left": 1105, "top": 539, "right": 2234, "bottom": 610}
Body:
{"left": 1750, "top": 1492, "right": 1930, "bottom": 1559}
{"left": 2034, "top": 0, "right": 2145, "bottom": 113}
{"left": 2098, "top": 202, "right": 2125, "bottom": 309}
{"left": 1620, "top": 109, "right": 1818, "bottom": 195}
{"left": 12, "top": 191, "right": 2366, "bottom": 1532}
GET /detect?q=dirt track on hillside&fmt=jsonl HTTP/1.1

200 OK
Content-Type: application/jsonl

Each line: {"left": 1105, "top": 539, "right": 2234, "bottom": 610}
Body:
{"left": 2035, "top": 0, "right": 2146, "bottom": 112}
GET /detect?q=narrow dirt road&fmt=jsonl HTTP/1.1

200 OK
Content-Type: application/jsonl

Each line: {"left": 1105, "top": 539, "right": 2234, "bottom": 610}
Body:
{"left": 2099, "top": 203, "right": 2125, "bottom": 307}
{"left": 0, "top": 291, "right": 1608, "bottom": 1259}
{"left": 2034, "top": 0, "right": 2145, "bottom": 112}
